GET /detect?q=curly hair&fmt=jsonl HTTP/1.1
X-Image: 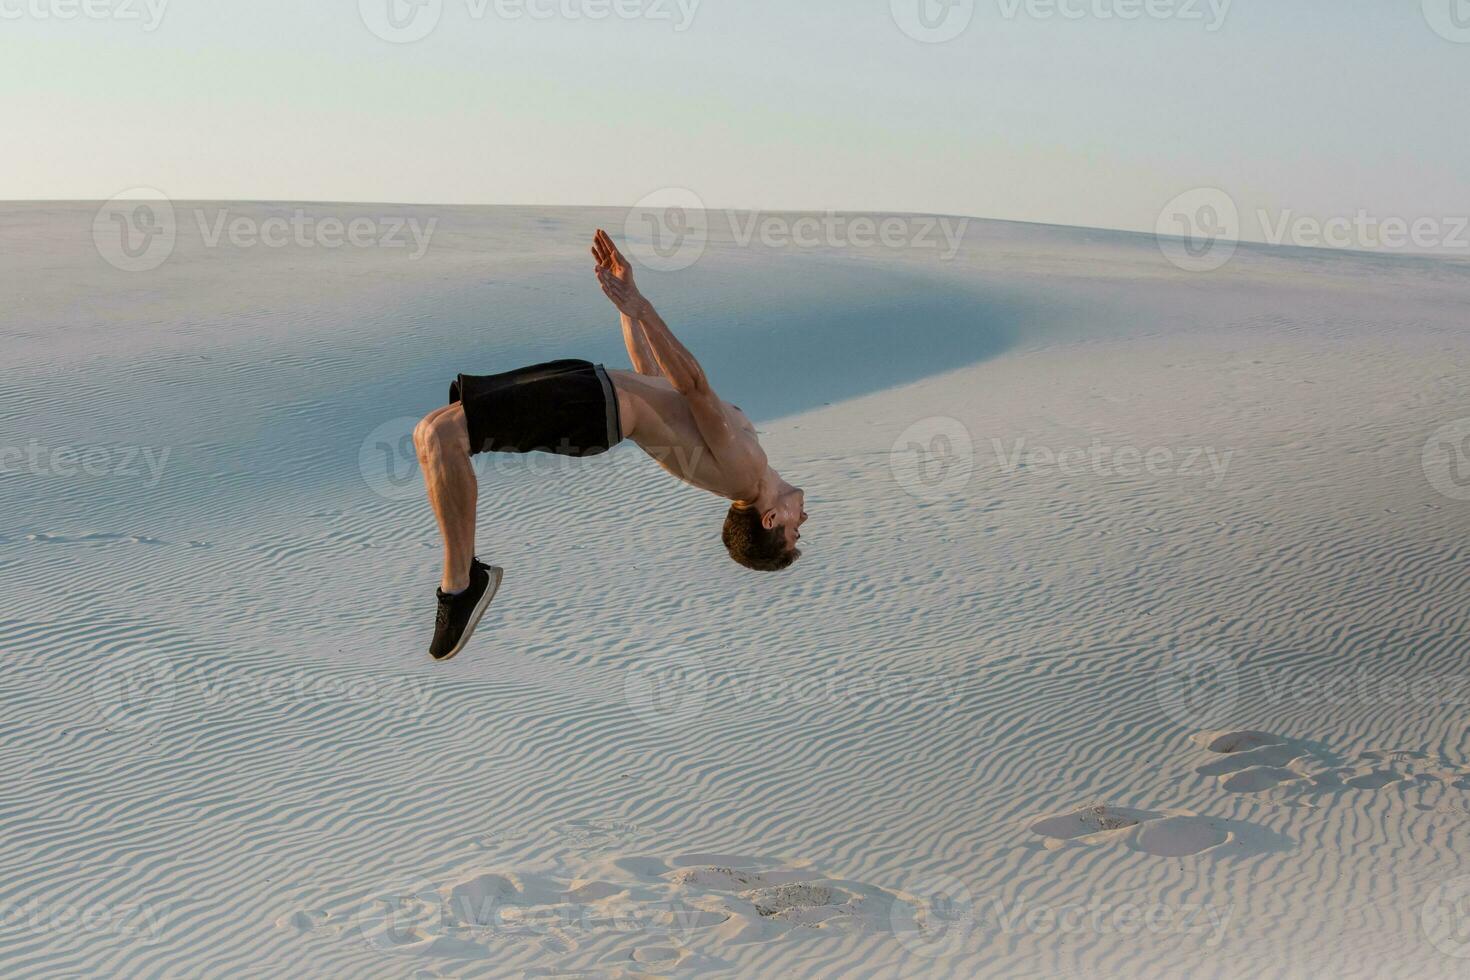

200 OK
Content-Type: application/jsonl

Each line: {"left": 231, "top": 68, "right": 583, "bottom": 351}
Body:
{"left": 721, "top": 504, "right": 800, "bottom": 572}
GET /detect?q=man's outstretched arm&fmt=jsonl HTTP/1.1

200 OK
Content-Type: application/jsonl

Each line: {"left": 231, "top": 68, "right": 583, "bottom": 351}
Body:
{"left": 592, "top": 230, "right": 659, "bottom": 376}
{"left": 592, "top": 231, "right": 763, "bottom": 476}
{"left": 620, "top": 311, "right": 660, "bottom": 377}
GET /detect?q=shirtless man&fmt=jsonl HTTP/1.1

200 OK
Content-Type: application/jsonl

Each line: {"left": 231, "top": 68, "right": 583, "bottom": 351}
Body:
{"left": 412, "top": 230, "right": 808, "bottom": 660}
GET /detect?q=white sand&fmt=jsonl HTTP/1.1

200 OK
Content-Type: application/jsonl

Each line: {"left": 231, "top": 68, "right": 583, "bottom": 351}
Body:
{"left": 3, "top": 203, "right": 1470, "bottom": 976}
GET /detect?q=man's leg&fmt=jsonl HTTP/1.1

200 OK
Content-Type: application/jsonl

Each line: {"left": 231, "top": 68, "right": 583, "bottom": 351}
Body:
{"left": 413, "top": 403, "right": 477, "bottom": 593}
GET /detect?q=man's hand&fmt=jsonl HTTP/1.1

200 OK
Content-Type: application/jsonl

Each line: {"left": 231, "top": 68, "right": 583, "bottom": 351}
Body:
{"left": 592, "top": 230, "right": 647, "bottom": 318}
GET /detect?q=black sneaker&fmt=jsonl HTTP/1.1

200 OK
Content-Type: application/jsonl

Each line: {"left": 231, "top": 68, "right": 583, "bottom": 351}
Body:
{"left": 429, "top": 559, "right": 503, "bottom": 661}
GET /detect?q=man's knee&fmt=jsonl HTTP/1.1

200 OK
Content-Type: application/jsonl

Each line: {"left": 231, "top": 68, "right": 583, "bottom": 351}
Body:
{"left": 414, "top": 407, "right": 470, "bottom": 463}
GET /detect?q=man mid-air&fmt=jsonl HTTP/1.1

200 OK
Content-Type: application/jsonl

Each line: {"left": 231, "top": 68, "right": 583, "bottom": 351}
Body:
{"left": 412, "top": 230, "right": 808, "bottom": 660}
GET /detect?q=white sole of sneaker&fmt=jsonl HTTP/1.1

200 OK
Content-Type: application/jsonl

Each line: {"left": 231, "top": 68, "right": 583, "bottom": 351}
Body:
{"left": 437, "top": 566, "right": 503, "bottom": 662}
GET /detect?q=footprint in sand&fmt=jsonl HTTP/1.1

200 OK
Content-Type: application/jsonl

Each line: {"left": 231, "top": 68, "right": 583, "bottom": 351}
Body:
{"left": 1217, "top": 767, "right": 1303, "bottom": 794}
{"left": 1130, "top": 816, "right": 1231, "bottom": 857}
{"left": 668, "top": 865, "right": 858, "bottom": 927}
{"left": 657, "top": 854, "right": 903, "bottom": 938}
{"left": 1192, "top": 730, "right": 1470, "bottom": 806}
{"left": 1027, "top": 804, "right": 1158, "bottom": 842}
{"left": 287, "top": 850, "right": 912, "bottom": 968}
{"left": 276, "top": 909, "right": 333, "bottom": 933}
{"left": 1026, "top": 804, "right": 1233, "bottom": 856}
{"left": 629, "top": 943, "right": 689, "bottom": 968}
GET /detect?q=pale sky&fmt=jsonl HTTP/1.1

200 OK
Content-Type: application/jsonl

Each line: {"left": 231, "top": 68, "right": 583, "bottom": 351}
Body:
{"left": 4, "top": 0, "right": 1468, "bottom": 240}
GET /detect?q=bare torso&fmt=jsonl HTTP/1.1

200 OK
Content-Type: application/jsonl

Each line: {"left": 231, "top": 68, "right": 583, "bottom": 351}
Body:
{"left": 607, "top": 368, "right": 761, "bottom": 500}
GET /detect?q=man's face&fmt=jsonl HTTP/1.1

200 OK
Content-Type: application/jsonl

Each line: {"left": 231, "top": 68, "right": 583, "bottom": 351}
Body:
{"left": 771, "top": 486, "right": 807, "bottom": 551}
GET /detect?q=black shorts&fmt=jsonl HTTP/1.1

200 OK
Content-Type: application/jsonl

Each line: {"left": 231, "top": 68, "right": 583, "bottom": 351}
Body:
{"left": 449, "top": 359, "right": 623, "bottom": 458}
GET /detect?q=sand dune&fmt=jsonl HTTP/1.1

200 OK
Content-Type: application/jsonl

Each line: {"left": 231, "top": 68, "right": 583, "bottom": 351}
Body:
{"left": 3, "top": 204, "right": 1470, "bottom": 976}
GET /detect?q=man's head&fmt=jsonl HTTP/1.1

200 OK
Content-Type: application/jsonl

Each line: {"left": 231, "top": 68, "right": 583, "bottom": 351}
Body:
{"left": 721, "top": 484, "right": 806, "bottom": 572}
